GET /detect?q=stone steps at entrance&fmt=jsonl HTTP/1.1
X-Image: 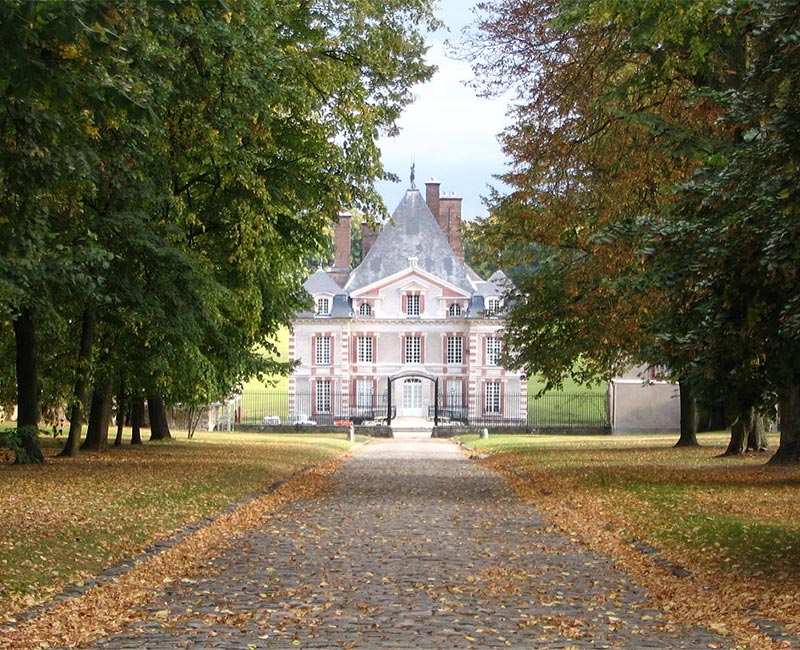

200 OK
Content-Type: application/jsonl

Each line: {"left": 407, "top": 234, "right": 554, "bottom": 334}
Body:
{"left": 390, "top": 416, "right": 433, "bottom": 438}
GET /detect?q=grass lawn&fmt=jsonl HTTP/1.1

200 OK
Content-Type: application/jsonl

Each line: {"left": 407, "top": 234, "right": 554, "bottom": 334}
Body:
{"left": 460, "top": 432, "right": 800, "bottom": 643}
{"left": 0, "top": 430, "right": 358, "bottom": 622}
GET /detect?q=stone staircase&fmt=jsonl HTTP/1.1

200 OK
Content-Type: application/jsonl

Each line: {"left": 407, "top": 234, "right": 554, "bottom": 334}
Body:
{"left": 390, "top": 416, "right": 434, "bottom": 438}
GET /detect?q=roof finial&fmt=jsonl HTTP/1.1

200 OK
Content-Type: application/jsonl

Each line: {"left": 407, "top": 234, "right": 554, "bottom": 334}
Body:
{"left": 410, "top": 161, "right": 416, "bottom": 190}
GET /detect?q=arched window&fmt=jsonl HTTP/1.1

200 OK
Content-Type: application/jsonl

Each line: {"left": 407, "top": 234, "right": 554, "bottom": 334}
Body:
{"left": 448, "top": 303, "right": 462, "bottom": 317}
{"left": 358, "top": 302, "right": 372, "bottom": 317}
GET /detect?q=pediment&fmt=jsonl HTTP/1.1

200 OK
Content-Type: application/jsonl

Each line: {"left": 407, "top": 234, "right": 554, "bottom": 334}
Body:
{"left": 349, "top": 266, "right": 472, "bottom": 300}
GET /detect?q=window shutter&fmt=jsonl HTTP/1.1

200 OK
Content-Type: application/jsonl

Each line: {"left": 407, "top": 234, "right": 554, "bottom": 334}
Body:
{"left": 402, "top": 294, "right": 407, "bottom": 315}
{"left": 311, "top": 336, "right": 317, "bottom": 365}
{"left": 419, "top": 293, "right": 425, "bottom": 315}
{"left": 371, "top": 335, "right": 377, "bottom": 364}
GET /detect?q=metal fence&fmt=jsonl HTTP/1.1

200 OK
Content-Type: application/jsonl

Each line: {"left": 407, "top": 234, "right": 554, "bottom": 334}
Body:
{"left": 239, "top": 390, "right": 609, "bottom": 429}
{"left": 526, "top": 392, "right": 609, "bottom": 428}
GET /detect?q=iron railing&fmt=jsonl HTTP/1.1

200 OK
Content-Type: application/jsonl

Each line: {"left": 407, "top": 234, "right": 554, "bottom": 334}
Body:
{"left": 239, "top": 390, "right": 609, "bottom": 429}
{"left": 526, "top": 392, "right": 608, "bottom": 428}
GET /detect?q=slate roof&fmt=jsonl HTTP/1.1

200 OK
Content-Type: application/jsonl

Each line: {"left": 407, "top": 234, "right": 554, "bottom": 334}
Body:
{"left": 303, "top": 268, "right": 344, "bottom": 295}
{"left": 344, "top": 188, "right": 475, "bottom": 295}
{"left": 473, "top": 269, "right": 511, "bottom": 297}
{"left": 298, "top": 269, "right": 352, "bottom": 318}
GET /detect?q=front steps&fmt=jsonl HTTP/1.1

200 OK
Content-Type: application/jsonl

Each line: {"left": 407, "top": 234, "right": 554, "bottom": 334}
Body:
{"left": 390, "top": 416, "right": 434, "bottom": 438}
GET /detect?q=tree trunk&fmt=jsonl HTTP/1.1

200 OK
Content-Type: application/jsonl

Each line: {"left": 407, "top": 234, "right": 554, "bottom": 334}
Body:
{"left": 60, "top": 305, "right": 96, "bottom": 458}
{"left": 187, "top": 406, "right": 202, "bottom": 439}
{"left": 147, "top": 394, "right": 172, "bottom": 441}
{"left": 114, "top": 380, "right": 126, "bottom": 447}
{"left": 130, "top": 397, "right": 144, "bottom": 445}
{"left": 723, "top": 407, "right": 751, "bottom": 456}
{"left": 81, "top": 378, "right": 113, "bottom": 452}
{"left": 13, "top": 307, "right": 44, "bottom": 464}
{"left": 746, "top": 415, "right": 768, "bottom": 452}
{"left": 769, "top": 382, "right": 800, "bottom": 464}
{"left": 675, "top": 380, "right": 699, "bottom": 447}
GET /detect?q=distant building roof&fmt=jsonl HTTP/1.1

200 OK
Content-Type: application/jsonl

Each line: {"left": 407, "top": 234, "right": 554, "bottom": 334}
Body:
{"left": 345, "top": 188, "right": 474, "bottom": 294}
{"left": 303, "top": 268, "right": 343, "bottom": 295}
{"left": 298, "top": 269, "right": 351, "bottom": 318}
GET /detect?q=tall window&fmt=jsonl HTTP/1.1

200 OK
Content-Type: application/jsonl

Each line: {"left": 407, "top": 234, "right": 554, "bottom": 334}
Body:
{"left": 448, "top": 303, "right": 462, "bottom": 317}
{"left": 446, "top": 336, "right": 463, "bottom": 364}
{"left": 486, "top": 336, "right": 502, "bottom": 366}
{"left": 485, "top": 381, "right": 501, "bottom": 414}
{"left": 406, "top": 294, "right": 420, "bottom": 317}
{"left": 358, "top": 302, "right": 372, "bottom": 317}
{"left": 356, "top": 379, "right": 374, "bottom": 408}
{"left": 316, "top": 380, "right": 331, "bottom": 414}
{"left": 447, "top": 379, "right": 463, "bottom": 408}
{"left": 315, "top": 336, "right": 331, "bottom": 365}
{"left": 405, "top": 335, "right": 422, "bottom": 363}
{"left": 357, "top": 336, "right": 373, "bottom": 363}
{"left": 316, "top": 297, "right": 330, "bottom": 315}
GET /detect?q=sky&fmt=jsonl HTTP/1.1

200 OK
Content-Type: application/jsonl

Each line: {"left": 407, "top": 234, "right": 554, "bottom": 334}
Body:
{"left": 374, "top": 1, "right": 511, "bottom": 221}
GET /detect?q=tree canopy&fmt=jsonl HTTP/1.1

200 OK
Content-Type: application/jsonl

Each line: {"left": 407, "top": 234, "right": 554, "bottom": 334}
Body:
{"left": 465, "top": 0, "right": 800, "bottom": 461}
{"left": 0, "top": 0, "right": 436, "bottom": 460}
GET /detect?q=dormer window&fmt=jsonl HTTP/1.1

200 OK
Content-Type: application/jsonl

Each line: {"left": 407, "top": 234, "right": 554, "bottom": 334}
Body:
{"left": 406, "top": 294, "right": 420, "bottom": 317}
{"left": 486, "top": 297, "right": 501, "bottom": 316}
{"left": 358, "top": 302, "right": 372, "bottom": 317}
{"left": 316, "top": 297, "right": 330, "bottom": 316}
{"left": 448, "top": 303, "right": 462, "bottom": 317}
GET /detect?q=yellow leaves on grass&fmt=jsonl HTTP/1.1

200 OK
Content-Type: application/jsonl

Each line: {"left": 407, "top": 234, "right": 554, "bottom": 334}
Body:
{"left": 0, "top": 453, "right": 346, "bottom": 650}
{"left": 478, "top": 435, "right": 800, "bottom": 650}
{"left": 0, "top": 437, "right": 348, "bottom": 643}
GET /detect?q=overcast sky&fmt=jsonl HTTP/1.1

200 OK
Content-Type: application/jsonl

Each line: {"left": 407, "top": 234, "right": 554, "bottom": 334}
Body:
{"left": 375, "top": 1, "right": 511, "bottom": 221}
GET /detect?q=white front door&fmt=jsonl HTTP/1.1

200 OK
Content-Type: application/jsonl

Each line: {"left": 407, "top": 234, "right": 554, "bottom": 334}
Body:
{"left": 402, "top": 378, "right": 424, "bottom": 417}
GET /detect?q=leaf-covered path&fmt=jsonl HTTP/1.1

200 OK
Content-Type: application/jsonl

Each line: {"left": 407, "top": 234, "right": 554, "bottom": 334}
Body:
{"left": 89, "top": 438, "right": 736, "bottom": 649}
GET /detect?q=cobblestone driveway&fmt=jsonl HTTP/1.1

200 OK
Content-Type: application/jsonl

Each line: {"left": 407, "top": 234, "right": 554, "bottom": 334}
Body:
{"left": 91, "top": 438, "right": 736, "bottom": 649}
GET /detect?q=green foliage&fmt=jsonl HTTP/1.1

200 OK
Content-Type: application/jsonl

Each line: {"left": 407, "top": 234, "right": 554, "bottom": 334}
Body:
{"left": 0, "top": 426, "right": 43, "bottom": 464}
{"left": 638, "top": 0, "right": 800, "bottom": 414}
{"left": 0, "top": 0, "right": 437, "bottom": 453}
{"left": 466, "top": 0, "right": 800, "bottom": 450}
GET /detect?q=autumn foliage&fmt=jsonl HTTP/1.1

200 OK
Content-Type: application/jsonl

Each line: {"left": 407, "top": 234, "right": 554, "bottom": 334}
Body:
{"left": 465, "top": 0, "right": 800, "bottom": 461}
{"left": 473, "top": 434, "right": 800, "bottom": 648}
{"left": 0, "top": 433, "right": 350, "bottom": 646}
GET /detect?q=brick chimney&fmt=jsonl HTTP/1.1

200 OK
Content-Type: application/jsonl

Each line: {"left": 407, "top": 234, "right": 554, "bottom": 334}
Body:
{"left": 329, "top": 211, "right": 351, "bottom": 287}
{"left": 439, "top": 194, "right": 464, "bottom": 261}
{"left": 425, "top": 179, "right": 441, "bottom": 222}
{"left": 361, "top": 220, "right": 380, "bottom": 259}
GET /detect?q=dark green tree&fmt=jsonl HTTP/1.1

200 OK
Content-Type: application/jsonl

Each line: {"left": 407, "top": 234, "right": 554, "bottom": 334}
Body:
{"left": 1, "top": 0, "right": 437, "bottom": 460}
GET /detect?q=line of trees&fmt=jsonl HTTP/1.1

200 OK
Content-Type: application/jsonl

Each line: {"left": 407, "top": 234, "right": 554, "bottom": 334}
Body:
{"left": 0, "top": 0, "right": 436, "bottom": 463}
{"left": 464, "top": 0, "right": 800, "bottom": 462}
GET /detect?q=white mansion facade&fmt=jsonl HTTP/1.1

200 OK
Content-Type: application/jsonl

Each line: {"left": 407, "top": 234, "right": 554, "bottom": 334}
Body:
{"left": 289, "top": 177, "right": 527, "bottom": 426}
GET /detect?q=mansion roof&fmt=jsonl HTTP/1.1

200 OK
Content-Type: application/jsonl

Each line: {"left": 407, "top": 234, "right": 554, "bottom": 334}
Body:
{"left": 298, "top": 182, "right": 509, "bottom": 318}
{"left": 345, "top": 188, "right": 474, "bottom": 295}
